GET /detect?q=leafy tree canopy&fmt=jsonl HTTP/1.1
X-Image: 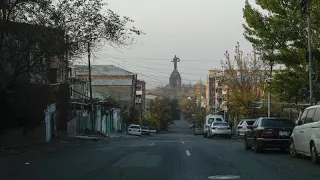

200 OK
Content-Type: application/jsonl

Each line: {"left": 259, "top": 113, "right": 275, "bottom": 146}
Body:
{"left": 242, "top": 0, "right": 320, "bottom": 102}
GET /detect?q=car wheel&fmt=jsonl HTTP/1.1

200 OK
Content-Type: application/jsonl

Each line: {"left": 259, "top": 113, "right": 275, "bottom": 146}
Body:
{"left": 311, "top": 142, "right": 320, "bottom": 164}
{"left": 289, "top": 140, "right": 299, "bottom": 158}
{"left": 245, "top": 138, "right": 252, "bottom": 150}
{"left": 253, "top": 139, "right": 261, "bottom": 153}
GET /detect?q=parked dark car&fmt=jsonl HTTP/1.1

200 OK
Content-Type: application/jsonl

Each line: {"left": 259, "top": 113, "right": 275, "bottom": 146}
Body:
{"left": 244, "top": 117, "right": 295, "bottom": 153}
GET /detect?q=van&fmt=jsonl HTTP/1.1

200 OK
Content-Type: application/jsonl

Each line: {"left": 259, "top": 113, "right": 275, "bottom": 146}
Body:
{"left": 290, "top": 105, "right": 320, "bottom": 164}
{"left": 203, "top": 114, "right": 225, "bottom": 137}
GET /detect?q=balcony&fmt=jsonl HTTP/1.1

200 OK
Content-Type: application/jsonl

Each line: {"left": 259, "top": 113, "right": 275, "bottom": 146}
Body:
{"left": 135, "top": 98, "right": 142, "bottom": 104}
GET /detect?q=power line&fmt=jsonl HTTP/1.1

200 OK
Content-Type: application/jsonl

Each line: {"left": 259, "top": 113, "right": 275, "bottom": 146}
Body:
{"left": 97, "top": 53, "right": 220, "bottom": 62}
{"left": 107, "top": 59, "right": 207, "bottom": 76}
{"left": 99, "top": 53, "right": 217, "bottom": 71}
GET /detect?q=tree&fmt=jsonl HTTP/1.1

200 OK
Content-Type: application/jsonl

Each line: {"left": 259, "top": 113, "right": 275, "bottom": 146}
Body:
{"left": 222, "top": 42, "right": 267, "bottom": 118}
{"left": 242, "top": 0, "right": 320, "bottom": 102}
{"left": 0, "top": 0, "right": 143, "bottom": 99}
{"left": 179, "top": 98, "right": 197, "bottom": 122}
{"left": 145, "top": 97, "right": 180, "bottom": 130}
{"left": 270, "top": 68, "right": 309, "bottom": 103}
{"left": 0, "top": 0, "right": 143, "bottom": 132}
{"left": 143, "top": 112, "right": 160, "bottom": 130}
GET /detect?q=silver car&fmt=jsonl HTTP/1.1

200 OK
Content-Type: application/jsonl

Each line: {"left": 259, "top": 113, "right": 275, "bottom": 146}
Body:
{"left": 236, "top": 119, "right": 256, "bottom": 136}
{"left": 208, "top": 122, "right": 232, "bottom": 139}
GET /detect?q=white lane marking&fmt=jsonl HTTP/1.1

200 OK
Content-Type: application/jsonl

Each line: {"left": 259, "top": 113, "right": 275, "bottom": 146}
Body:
{"left": 182, "top": 141, "right": 184, "bottom": 144}
{"left": 208, "top": 175, "right": 240, "bottom": 179}
{"left": 147, "top": 141, "right": 155, "bottom": 146}
{"left": 186, "top": 150, "right": 191, "bottom": 156}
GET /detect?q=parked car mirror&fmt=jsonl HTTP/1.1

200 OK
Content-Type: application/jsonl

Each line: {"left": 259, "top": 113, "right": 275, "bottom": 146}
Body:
{"left": 297, "top": 120, "right": 303, "bottom": 125}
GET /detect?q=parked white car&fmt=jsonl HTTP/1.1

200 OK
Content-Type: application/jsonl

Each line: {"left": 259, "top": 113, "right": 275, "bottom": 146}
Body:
{"left": 290, "top": 105, "right": 320, "bottom": 164}
{"left": 203, "top": 114, "right": 225, "bottom": 138}
{"left": 207, "top": 122, "right": 232, "bottom": 139}
{"left": 127, "top": 124, "right": 142, "bottom": 136}
{"left": 236, "top": 119, "right": 256, "bottom": 136}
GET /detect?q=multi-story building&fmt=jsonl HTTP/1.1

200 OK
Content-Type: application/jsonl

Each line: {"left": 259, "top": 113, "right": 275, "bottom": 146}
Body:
{"left": 206, "top": 69, "right": 224, "bottom": 114}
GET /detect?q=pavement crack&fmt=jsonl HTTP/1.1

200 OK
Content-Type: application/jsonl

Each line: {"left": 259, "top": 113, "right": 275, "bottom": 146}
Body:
{"left": 219, "top": 155, "right": 249, "bottom": 180}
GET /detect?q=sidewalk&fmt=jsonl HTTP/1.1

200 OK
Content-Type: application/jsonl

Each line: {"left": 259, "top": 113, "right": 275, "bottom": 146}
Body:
{"left": 0, "top": 136, "right": 102, "bottom": 159}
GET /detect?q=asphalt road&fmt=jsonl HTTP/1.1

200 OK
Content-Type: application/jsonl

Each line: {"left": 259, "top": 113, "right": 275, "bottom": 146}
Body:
{"left": 1, "top": 120, "right": 320, "bottom": 180}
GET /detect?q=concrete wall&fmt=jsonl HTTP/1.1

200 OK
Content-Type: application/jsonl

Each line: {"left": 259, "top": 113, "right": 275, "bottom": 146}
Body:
{"left": 0, "top": 124, "right": 46, "bottom": 148}
{"left": 67, "top": 117, "right": 77, "bottom": 137}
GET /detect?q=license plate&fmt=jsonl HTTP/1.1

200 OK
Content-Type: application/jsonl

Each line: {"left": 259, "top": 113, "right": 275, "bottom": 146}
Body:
{"left": 279, "top": 131, "right": 289, "bottom": 136}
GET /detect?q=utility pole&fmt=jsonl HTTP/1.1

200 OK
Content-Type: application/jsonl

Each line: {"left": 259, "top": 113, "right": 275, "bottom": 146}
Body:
{"left": 301, "top": 0, "right": 313, "bottom": 105}
{"left": 267, "top": 62, "right": 273, "bottom": 118}
{"left": 88, "top": 42, "right": 94, "bottom": 131}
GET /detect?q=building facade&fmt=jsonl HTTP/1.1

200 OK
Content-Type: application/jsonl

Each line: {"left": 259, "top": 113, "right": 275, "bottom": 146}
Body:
{"left": 135, "top": 80, "right": 146, "bottom": 111}
{"left": 206, "top": 70, "right": 224, "bottom": 114}
{"left": 74, "top": 65, "right": 137, "bottom": 106}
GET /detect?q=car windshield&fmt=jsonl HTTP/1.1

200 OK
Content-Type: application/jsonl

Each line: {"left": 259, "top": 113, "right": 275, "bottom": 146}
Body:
{"left": 261, "top": 118, "right": 295, "bottom": 127}
{"left": 213, "top": 122, "right": 229, "bottom": 126}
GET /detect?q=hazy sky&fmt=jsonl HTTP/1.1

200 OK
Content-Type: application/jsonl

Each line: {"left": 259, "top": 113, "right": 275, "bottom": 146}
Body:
{"left": 92, "top": 0, "right": 257, "bottom": 89}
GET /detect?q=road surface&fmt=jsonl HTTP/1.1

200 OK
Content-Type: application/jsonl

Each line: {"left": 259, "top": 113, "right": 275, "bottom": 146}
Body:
{"left": 1, "top": 120, "right": 320, "bottom": 180}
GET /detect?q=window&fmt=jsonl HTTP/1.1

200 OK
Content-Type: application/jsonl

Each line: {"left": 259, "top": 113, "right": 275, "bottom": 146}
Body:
{"left": 239, "top": 121, "right": 243, "bottom": 125}
{"left": 130, "top": 126, "right": 140, "bottom": 129}
{"left": 213, "top": 122, "right": 229, "bottom": 126}
{"left": 208, "top": 118, "right": 214, "bottom": 124}
{"left": 313, "top": 108, "right": 320, "bottom": 122}
{"left": 216, "top": 118, "right": 223, "bottom": 122}
{"left": 246, "top": 120, "right": 255, "bottom": 125}
{"left": 261, "top": 118, "right": 295, "bottom": 127}
{"left": 252, "top": 119, "right": 259, "bottom": 127}
{"left": 306, "top": 108, "right": 316, "bottom": 123}
{"left": 69, "top": 86, "right": 73, "bottom": 97}
{"left": 300, "top": 110, "right": 308, "bottom": 121}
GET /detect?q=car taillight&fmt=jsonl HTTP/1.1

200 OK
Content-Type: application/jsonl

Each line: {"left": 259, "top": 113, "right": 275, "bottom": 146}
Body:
{"left": 238, "top": 126, "right": 243, "bottom": 129}
{"left": 261, "top": 131, "right": 274, "bottom": 137}
{"left": 212, "top": 127, "right": 216, "bottom": 130}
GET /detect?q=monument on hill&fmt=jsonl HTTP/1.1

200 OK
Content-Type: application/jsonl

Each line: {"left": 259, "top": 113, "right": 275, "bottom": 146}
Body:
{"left": 169, "top": 55, "right": 182, "bottom": 98}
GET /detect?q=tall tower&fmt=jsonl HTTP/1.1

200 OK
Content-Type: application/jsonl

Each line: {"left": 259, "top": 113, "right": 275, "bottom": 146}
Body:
{"left": 169, "top": 55, "right": 182, "bottom": 98}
